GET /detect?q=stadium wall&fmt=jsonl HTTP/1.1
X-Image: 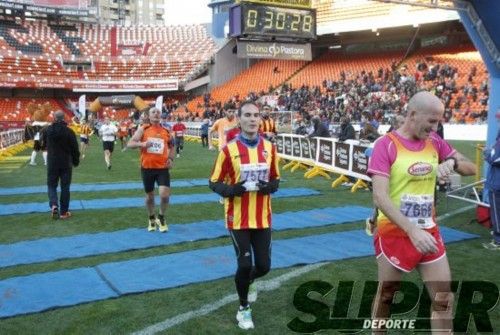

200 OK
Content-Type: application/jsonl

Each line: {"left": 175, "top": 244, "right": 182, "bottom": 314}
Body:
{"left": 209, "top": 39, "right": 253, "bottom": 88}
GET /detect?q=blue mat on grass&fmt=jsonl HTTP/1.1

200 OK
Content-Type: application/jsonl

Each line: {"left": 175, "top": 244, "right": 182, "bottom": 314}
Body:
{"left": 0, "top": 206, "right": 372, "bottom": 268}
{"left": 0, "top": 178, "right": 208, "bottom": 196}
{"left": 0, "top": 227, "right": 478, "bottom": 318}
{"left": 0, "top": 187, "right": 318, "bottom": 216}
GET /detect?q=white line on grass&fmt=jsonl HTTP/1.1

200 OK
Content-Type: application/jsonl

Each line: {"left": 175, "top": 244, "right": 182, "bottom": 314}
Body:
{"left": 131, "top": 262, "right": 328, "bottom": 335}
{"left": 132, "top": 204, "right": 475, "bottom": 334}
{"left": 437, "top": 204, "right": 475, "bottom": 221}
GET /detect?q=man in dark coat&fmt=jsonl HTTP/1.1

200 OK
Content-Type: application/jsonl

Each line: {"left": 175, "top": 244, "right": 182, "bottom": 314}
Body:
{"left": 44, "top": 111, "right": 80, "bottom": 219}
{"left": 338, "top": 116, "right": 355, "bottom": 141}
{"left": 308, "top": 116, "right": 330, "bottom": 138}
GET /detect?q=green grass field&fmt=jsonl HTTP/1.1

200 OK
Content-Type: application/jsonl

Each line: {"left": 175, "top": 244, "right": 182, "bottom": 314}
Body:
{"left": 0, "top": 137, "right": 498, "bottom": 335}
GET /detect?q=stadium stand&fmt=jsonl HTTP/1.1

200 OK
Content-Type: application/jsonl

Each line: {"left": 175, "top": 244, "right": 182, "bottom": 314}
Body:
{"left": 184, "top": 43, "right": 487, "bottom": 125}
{"left": 0, "top": 19, "right": 217, "bottom": 85}
{"left": 0, "top": 4, "right": 490, "bottom": 127}
{"left": 184, "top": 59, "right": 308, "bottom": 116}
{"left": 288, "top": 50, "right": 404, "bottom": 90}
{"left": 0, "top": 98, "right": 59, "bottom": 122}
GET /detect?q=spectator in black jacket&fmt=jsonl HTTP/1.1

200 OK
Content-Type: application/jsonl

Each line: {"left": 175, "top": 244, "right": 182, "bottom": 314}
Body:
{"left": 338, "top": 116, "right": 355, "bottom": 141}
{"left": 308, "top": 116, "right": 330, "bottom": 138}
{"left": 44, "top": 111, "right": 80, "bottom": 220}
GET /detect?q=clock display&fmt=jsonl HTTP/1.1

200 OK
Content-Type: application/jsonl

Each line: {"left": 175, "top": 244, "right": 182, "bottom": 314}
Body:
{"left": 230, "top": 3, "right": 316, "bottom": 40}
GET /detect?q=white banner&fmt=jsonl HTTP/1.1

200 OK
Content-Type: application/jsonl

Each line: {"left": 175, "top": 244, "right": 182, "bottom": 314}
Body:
{"left": 155, "top": 95, "right": 164, "bottom": 111}
{"left": 78, "top": 94, "right": 86, "bottom": 119}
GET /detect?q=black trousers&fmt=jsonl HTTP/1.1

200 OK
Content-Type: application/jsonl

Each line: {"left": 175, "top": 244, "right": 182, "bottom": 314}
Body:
{"left": 229, "top": 228, "right": 272, "bottom": 306}
{"left": 201, "top": 134, "right": 208, "bottom": 147}
{"left": 47, "top": 167, "right": 72, "bottom": 213}
{"left": 175, "top": 137, "right": 184, "bottom": 154}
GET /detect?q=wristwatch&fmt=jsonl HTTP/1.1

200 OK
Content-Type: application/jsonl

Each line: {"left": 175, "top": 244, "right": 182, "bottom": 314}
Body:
{"left": 446, "top": 156, "right": 458, "bottom": 170}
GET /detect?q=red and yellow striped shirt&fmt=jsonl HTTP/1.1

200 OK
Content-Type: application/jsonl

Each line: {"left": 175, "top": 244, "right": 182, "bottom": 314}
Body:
{"left": 210, "top": 137, "right": 280, "bottom": 230}
{"left": 259, "top": 118, "right": 276, "bottom": 134}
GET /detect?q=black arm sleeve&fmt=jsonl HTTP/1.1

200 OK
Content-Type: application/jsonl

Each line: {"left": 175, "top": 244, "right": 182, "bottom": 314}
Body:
{"left": 267, "top": 179, "right": 280, "bottom": 193}
{"left": 209, "top": 180, "right": 234, "bottom": 198}
{"left": 257, "top": 178, "right": 280, "bottom": 195}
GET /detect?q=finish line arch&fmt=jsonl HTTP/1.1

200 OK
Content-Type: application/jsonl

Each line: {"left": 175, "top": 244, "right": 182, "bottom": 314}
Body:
{"left": 88, "top": 95, "right": 150, "bottom": 117}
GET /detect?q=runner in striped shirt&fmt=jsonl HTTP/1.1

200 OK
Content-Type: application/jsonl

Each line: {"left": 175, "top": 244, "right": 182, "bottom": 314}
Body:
{"left": 209, "top": 102, "right": 280, "bottom": 330}
{"left": 78, "top": 119, "right": 93, "bottom": 159}
{"left": 259, "top": 105, "right": 277, "bottom": 141}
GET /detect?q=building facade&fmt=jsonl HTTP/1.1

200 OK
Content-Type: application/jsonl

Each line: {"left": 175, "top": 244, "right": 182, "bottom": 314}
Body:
{"left": 94, "top": 0, "right": 164, "bottom": 26}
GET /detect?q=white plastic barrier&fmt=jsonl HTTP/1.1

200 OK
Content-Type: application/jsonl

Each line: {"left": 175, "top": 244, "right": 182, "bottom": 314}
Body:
{"left": 0, "top": 129, "right": 25, "bottom": 149}
{"left": 276, "top": 134, "right": 373, "bottom": 181}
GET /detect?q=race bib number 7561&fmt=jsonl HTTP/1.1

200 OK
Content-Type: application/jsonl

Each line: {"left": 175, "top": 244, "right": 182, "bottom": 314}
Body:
{"left": 240, "top": 163, "right": 269, "bottom": 191}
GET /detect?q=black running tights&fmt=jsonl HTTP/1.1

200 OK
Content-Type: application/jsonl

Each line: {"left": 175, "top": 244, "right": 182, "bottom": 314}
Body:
{"left": 229, "top": 228, "right": 272, "bottom": 306}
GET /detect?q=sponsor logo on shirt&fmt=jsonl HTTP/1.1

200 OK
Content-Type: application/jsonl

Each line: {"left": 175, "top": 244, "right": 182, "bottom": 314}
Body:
{"left": 407, "top": 162, "right": 433, "bottom": 176}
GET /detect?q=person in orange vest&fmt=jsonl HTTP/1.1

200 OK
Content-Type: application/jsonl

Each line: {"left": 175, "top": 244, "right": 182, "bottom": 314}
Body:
{"left": 209, "top": 106, "right": 238, "bottom": 151}
{"left": 127, "top": 107, "right": 175, "bottom": 233}
{"left": 117, "top": 119, "right": 130, "bottom": 151}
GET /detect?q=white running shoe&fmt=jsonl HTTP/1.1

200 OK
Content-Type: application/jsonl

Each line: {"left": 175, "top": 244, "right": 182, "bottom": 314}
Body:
{"left": 147, "top": 218, "right": 156, "bottom": 232}
{"left": 248, "top": 282, "right": 257, "bottom": 303}
{"left": 365, "top": 218, "right": 375, "bottom": 236}
{"left": 236, "top": 307, "right": 254, "bottom": 330}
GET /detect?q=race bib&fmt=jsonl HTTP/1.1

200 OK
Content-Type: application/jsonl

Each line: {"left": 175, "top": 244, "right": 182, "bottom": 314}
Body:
{"left": 34, "top": 132, "right": 40, "bottom": 141}
{"left": 146, "top": 138, "right": 164, "bottom": 155}
{"left": 240, "top": 163, "right": 269, "bottom": 191}
{"left": 176, "top": 131, "right": 184, "bottom": 137}
{"left": 400, "top": 194, "right": 435, "bottom": 229}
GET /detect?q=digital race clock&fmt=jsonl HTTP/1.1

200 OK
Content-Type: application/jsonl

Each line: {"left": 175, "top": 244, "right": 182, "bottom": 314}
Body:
{"left": 229, "top": 3, "right": 317, "bottom": 40}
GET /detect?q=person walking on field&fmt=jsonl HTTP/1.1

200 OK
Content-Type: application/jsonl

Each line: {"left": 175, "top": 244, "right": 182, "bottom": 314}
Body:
{"left": 128, "top": 107, "right": 174, "bottom": 233}
{"left": 99, "top": 117, "right": 118, "bottom": 170}
{"left": 367, "top": 91, "right": 476, "bottom": 334}
{"left": 44, "top": 111, "right": 80, "bottom": 220}
{"left": 209, "top": 102, "right": 280, "bottom": 330}
{"left": 172, "top": 118, "right": 187, "bottom": 158}
{"left": 209, "top": 107, "right": 238, "bottom": 151}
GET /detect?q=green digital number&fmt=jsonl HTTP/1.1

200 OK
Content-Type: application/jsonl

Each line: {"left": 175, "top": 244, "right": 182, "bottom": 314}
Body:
{"left": 264, "top": 10, "right": 273, "bottom": 29}
{"left": 303, "top": 15, "right": 312, "bottom": 32}
{"left": 275, "top": 12, "right": 285, "bottom": 30}
{"left": 291, "top": 14, "right": 300, "bottom": 31}
{"left": 247, "top": 9, "right": 258, "bottom": 28}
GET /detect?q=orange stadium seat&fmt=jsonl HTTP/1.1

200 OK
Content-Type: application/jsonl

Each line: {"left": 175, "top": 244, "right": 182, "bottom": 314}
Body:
{"left": 184, "top": 59, "right": 307, "bottom": 115}
{"left": 404, "top": 45, "right": 487, "bottom": 121}
{"left": 0, "top": 98, "right": 59, "bottom": 122}
{"left": 0, "top": 19, "right": 217, "bottom": 86}
{"left": 288, "top": 50, "right": 404, "bottom": 90}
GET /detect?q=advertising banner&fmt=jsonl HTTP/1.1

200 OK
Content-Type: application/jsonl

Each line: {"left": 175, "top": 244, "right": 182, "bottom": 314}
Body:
{"left": 237, "top": 41, "right": 312, "bottom": 61}
{"left": 275, "top": 134, "right": 373, "bottom": 181}
{"left": 318, "top": 139, "right": 333, "bottom": 166}
{"left": 0, "top": 1, "right": 90, "bottom": 15}
{"left": 237, "top": 0, "right": 312, "bottom": 9}
{"left": 72, "top": 80, "right": 179, "bottom": 93}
